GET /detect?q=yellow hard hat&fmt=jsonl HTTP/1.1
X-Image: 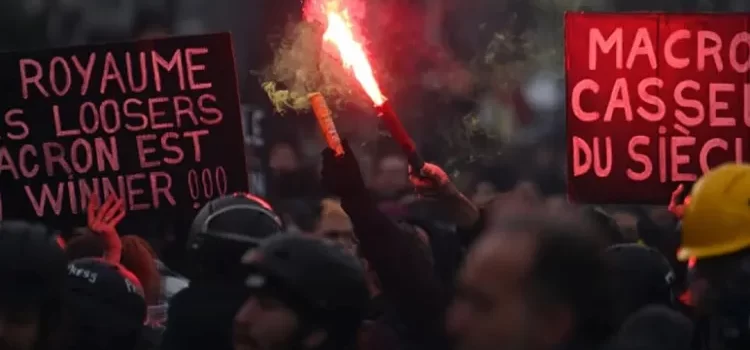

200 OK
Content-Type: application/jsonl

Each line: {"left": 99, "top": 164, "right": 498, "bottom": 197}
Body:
{"left": 678, "top": 163, "right": 750, "bottom": 261}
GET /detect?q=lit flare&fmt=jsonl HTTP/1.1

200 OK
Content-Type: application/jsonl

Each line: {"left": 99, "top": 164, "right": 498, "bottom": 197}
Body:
{"left": 320, "top": 4, "right": 385, "bottom": 106}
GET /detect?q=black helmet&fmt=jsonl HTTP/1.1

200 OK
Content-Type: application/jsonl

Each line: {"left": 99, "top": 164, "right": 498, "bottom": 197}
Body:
{"left": 0, "top": 220, "right": 67, "bottom": 306}
{"left": 187, "top": 193, "right": 283, "bottom": 280}
{"left": 242, "top": 234, "right": 369, "bottom": 325}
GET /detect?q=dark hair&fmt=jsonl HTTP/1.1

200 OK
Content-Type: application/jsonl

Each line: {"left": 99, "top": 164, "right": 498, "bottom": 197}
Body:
{"left": 497, "top": 213, "right": 615, "bottom": 346}
{"left": 120, "top": 236, "right": 160, "bottom": 305}
{"left": 65, "top": 233, "right": 106, "bottom": 261}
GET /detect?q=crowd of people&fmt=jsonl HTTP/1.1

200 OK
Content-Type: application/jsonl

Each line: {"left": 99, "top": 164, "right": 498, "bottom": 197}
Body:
{"left": 3, "top": 133, "right": 750, "bottom": 350}
{"left": 3, "top": 0, "right": 750, "bottom": 349}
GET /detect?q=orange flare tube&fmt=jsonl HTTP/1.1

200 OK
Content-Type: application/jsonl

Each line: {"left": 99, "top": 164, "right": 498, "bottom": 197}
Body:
{"left": 309, "top": 92, "right": 344, "bottom": 156}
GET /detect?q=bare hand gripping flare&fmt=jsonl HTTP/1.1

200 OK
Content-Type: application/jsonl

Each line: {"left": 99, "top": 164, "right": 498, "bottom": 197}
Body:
{"left": 308, "top": 0, "right": 425, "bottom": 171}
{"left": 309, "top": 92, "right": 344, "bottom": 156}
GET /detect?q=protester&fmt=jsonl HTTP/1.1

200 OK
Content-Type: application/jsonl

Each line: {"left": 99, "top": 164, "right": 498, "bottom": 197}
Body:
{"left": 406, "top": 163, "right": 477, "bottom": 291}
{"left": 6, "top": 3, "right": 750, "bottom": 350}
{"left": 311, "top": 198, "right": 358, "bottom": 254}
{"left": 234, "top": 234, "right": 370, "bottom": 350}
{"left": 162, "top": 193, "right": 284, "bottom": 350}
{"left": 305, "top": 198, "right": 393, "bottom": 341}
{"left": 0, "top": 221, "right": 67, "bottom": 350}
{"left": 321, "top": 140, "right": 452, "bottom": 350}
{"left": 447, "top": 211, "right": 614, "bottom": 350}
{"left": 6, "top": 129, "right": 750, "bottom": 350}
{"left": 605, "top": 243, "right": 676, "bottom": 327}
{"left": 60, "top": 258, "right": 146, "bottom": 350}
{"left": 678, "top": 163, "right": 750, "bottom": 349}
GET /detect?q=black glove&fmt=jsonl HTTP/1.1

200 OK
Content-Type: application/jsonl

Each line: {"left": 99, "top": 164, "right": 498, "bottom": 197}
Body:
{"left": 321, "top": 140, "right": 367, "bottom": 198}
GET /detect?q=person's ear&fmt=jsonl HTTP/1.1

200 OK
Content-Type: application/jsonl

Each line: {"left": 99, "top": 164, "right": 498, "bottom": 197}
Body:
{"left": 301, "top": 328, "right": 328, "bottom": 349}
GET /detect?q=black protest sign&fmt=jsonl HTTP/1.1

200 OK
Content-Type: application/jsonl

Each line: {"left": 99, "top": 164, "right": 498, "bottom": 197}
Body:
{"left": 0, "top": 33, "right": 248, "bottom": 231}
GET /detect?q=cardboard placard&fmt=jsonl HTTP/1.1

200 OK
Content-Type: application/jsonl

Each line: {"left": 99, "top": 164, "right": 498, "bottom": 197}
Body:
{"left": 565, "top": 13, "right": 750, "bottom": 204}
{"left": 0, "top": 33, "right": 248, "bottom": 231}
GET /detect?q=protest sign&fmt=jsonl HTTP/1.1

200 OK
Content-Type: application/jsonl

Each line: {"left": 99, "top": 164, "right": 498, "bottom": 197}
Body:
{"left": 0, "top": 33, "right": 248, "bottom": 231}
{"left": 565, "top": 13, "right": 750, "bottom": 204}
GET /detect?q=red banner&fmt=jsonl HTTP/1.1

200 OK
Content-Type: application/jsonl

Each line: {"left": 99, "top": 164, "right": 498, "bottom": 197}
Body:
{"left": 565, "top": 13, "right": 750, "bottom": 204}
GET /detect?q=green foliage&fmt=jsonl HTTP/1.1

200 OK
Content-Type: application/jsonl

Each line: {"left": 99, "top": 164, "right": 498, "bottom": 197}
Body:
{"left": 260, "top": 21, "right": 373, "bottom": 114}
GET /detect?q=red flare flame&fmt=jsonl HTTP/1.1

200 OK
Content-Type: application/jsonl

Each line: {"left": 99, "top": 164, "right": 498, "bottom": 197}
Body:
{"left": 307, "top": 0, "right": 386, "bottom": 106}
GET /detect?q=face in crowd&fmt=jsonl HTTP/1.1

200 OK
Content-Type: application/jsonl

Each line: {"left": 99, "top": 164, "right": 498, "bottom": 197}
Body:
{"left": 311, "top": 199, "right": 357, "bottom": 255}
{"left": 448, "top": 215, "right": 608, "bottom": 350}
{"left": 448, "top": 230, "right": 547, "bottom": 350}
{"left": 232, "top": 236, "right": 367, "bottom": 350}
{"left": 370, "top": 154, "right": 410, "bottom": 198}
